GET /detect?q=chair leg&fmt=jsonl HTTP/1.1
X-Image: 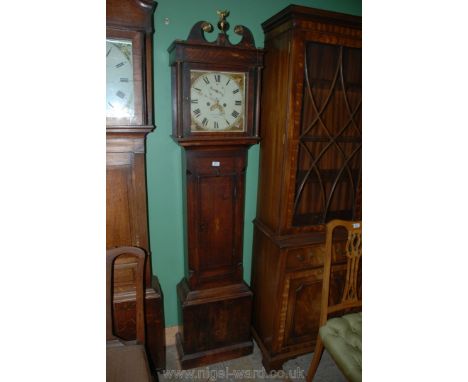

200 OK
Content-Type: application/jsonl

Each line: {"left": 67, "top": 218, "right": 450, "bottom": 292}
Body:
{"left": 306, "top": 337, "right": 324, "bottom": 382}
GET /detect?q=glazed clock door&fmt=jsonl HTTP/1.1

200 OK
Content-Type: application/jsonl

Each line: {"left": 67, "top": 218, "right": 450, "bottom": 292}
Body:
{"left": 106, "top": 39, "right": 135, "bottom": 120}
{"left": 105, "top": 30, "right": 144, "bottom": 126}
{"left": 189, "top": 70, "right": 246, "bottom": 132}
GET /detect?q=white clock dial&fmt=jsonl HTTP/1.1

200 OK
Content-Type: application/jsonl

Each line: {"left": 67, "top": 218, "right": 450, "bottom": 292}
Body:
{"left": 190, "top": 71, "right": 245, "bottom": 132}
{"left": 106, "top": 39, "right": 135, "bottom": 120}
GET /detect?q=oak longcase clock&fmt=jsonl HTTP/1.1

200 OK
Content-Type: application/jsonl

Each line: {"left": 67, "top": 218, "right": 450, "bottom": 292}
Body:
{"left": 106, "top": 0, "right": 165, "bottom": 373}
{"left": 168, "top": 11, "right": 264, "bottom": 369}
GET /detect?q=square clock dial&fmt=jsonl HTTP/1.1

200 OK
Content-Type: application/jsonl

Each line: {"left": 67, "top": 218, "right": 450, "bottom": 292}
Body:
{"left": 106, "top": 38, "right": 135, "bottom": 120}
{"left": 190, "top": 70, "right": 246, "bottom": 132}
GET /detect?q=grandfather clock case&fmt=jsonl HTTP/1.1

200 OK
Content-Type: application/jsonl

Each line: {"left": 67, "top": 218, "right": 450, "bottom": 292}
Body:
{"left": 250, "top": 6, "right": 362, "bottom": 371}
{"left": 106, "top": 0, "right": 165, "bottom": 372}
{"left": 168, "top": 16, "right": 263, "bottom": 369}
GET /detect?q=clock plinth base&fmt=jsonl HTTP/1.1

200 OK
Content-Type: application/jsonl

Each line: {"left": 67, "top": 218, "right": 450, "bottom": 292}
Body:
{"left": 176, "top": 278, "right": 253, "bottom": 369}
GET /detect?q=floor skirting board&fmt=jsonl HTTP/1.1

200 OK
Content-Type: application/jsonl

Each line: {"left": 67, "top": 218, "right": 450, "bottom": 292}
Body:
{"left": 165, "top": 325, "right": 181, "bottom": 346}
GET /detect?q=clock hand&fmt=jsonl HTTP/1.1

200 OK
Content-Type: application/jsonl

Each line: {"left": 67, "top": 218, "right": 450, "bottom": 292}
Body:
{"left": 209, "top": 86, "right": 225, "bottom": 97}
{"left": 106, "top": 47, "right": 112, "bottom": 57}
{"left": 193, "top": 88, "right": 204, "bottom": 97}
{"left": 194, "top": 88, "right": 218, "bottom": 102}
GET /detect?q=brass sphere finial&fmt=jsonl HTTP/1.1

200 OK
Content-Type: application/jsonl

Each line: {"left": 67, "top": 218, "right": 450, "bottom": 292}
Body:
{"left": 201, "top": 21, "right": 213, "bottom": 33}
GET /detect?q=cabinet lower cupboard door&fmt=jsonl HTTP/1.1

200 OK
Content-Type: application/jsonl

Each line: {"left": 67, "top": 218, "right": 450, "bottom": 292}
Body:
{"left": 282, "top": 271, "right": 323, "bottom": 348}
{"left": 280, "top": 264, "right": 348, "bottom": 350}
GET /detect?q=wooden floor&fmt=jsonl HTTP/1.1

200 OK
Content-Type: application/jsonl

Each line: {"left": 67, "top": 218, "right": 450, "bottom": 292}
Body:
{"left": 158, "top": 340, "right": 345, "bottom": 381}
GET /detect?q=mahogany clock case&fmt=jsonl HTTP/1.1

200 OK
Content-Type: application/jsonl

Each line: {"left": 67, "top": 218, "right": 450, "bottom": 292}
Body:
{"left": 169, "top": 21, "right": 264, "bottom": 369}
{"left": 169, "top": 23, "right": 263, "bottom": 146}
{"left": 106, "top": 0, "right": 165, "bottom": 372}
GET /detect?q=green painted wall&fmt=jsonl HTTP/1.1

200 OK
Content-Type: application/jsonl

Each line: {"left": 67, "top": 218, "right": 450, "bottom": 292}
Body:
{"left": 146, "top": 0, "right": 361, "bottom": 327}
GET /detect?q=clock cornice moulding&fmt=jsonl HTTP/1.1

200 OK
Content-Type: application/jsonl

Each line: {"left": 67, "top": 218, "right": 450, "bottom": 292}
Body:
{"left": 167, "top": 20, "right": 263, "bottom": 67}
{"left": 107, "top": 0, "right": 157, "bottom": 33}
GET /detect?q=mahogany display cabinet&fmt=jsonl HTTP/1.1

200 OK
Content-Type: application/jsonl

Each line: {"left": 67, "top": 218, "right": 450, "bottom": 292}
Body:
{"left": 250, "top": 5, "right": 362, "bottom": 372}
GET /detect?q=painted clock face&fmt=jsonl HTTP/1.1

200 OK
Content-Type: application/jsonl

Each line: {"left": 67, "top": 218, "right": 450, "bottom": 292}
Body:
{"left": 190, "top": 70, "right": 246, "bottom": 132}
{"left": 106, "top": 39, "right": 135, "bottom": 120}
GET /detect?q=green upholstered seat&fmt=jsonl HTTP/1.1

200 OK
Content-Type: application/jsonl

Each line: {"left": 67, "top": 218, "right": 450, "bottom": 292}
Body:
{"left": 319, "top": 312, "right": 362, "bottom": 382}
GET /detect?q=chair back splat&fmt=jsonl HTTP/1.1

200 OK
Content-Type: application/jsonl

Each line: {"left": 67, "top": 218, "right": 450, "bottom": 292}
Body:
{"left": 106, "top": 246, "right": 147, "bottom": 344}
{"left": 106, "top": 246, "right": 154, "bottom": 382}
{"left": 323, "top": 220, "right": 362, "bottom": 319}
{"left": 307, "top": 220, "right": 362, "bottom": 382}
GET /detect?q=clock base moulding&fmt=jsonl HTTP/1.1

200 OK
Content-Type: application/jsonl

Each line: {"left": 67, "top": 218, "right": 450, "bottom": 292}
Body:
{"left": 175, "top": 279, "right": 253, "bottom": 370}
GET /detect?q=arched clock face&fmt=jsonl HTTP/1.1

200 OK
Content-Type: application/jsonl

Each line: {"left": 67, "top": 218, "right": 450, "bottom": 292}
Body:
{"left": 190, "top": 70, "right": 246, "bottom": 132}
{"left": 106, "top": 39, "right": 135, "bottom": 120}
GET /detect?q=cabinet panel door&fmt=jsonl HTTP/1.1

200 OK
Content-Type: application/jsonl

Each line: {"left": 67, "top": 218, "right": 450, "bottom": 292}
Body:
{"left": 283, "top": 270, "right": 322, "bottom": 347}
{"left": 281, "top": 264, "right": 348, "bottom": 348}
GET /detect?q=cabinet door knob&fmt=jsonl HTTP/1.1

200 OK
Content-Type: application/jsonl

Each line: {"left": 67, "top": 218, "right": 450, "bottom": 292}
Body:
{"left": 296, "top": 253, "right": 305, "bottom": 262}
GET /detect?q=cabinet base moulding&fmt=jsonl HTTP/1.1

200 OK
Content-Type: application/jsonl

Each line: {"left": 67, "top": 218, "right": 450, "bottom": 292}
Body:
{"left": 251, "top": 325, "right": 315, "bottom": 373}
